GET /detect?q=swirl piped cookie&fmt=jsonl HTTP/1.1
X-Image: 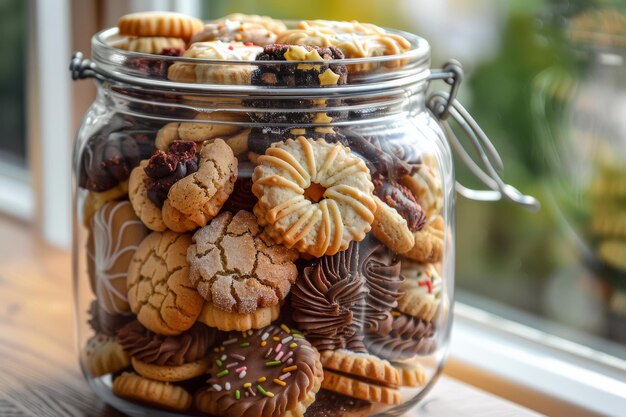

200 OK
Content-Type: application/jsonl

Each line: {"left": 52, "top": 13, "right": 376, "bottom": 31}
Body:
{"left": 252, "top": 136, "right": 376, "bottom": 257}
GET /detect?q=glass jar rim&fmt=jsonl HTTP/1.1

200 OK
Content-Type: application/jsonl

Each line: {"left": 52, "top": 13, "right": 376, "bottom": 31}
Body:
{"left": 90, "top": 23, "right": 432, "bottom": 95}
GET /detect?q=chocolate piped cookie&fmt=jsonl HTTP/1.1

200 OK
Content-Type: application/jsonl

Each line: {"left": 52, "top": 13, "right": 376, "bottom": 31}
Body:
{"left": 195, "top": 324, "right": 323, "bottom": 417}
{"left": 118, "top": 320, "right": 217, "bottom": 382}
{"left": 364, "top": 311, "right": 436, "bottom": 360}
{"left": 291, "top": 242, "right": 369, "bottom": 352}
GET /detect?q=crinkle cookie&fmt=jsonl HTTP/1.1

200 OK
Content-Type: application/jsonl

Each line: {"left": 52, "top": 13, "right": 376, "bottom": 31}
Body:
{"left": 187, "top": 210, "right": 299, "bottom": 318}
{"left": 118, "top": 11, "right": 203, "bottom": 41}
{"left": 190, "top": 19, "right": 278, "bottom": 46}
{"left": 195, "top": 324, "right": 323, "bottom": 417}
{"left": 127, "top": 231, "right": 204, "bottom": 335}
{"left": 167, "top": 41, "right": 263, "bottom": 85}
{"left": 129, "top": 139, "right": 237, "bottom": 232}
{"left": 252, "top": 136, "right": 376, "bottom": 257}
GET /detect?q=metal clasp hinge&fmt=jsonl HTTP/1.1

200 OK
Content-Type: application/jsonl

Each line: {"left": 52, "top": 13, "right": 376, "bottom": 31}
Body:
{"left": 70, "top": 52, "right": 100, "bottom": 81}
{"left": 428, "top": 61, "right": 540, "bottom": 211}
{"left": 428, "top": 60, "right": 464, "bottom": 121}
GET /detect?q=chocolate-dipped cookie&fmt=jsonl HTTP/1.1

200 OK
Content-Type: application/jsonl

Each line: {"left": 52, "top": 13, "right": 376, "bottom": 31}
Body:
{"left": 79, "top": 119, "right": 155, "bottom": 192}
{"left": 195, "top": 324, "right": 323, "bottom": 417}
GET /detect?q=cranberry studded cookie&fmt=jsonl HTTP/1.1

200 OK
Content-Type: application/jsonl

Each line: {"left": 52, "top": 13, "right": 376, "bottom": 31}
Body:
{"left": 129, "top": 139, "right": 237, "bottom": 232}
{"left": 195, "top": 324, "right": 323, "bottom": 417}
{"left": 252, "top": 136, "right": 376, "bottom": 257}
{"left": 187, "top": 210, "right": 299, "bottom": 331}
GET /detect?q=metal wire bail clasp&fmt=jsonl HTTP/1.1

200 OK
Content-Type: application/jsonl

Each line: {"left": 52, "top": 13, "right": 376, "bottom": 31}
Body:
{"left": 70, "top": 52, "right": 101, "bottom": 81}
{"left": 428, "top": 62, "right": 540, "bottom": 211}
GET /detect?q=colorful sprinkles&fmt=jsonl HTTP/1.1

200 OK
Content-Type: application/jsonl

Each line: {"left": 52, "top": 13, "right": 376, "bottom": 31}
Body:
{"left": 207, "top": 325, "right": 304, "bottom": 400}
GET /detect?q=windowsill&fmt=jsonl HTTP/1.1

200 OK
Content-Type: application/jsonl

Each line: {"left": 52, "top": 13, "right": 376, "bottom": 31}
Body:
{"left": 448, "top": 302, "right": 626, "bottom": 417}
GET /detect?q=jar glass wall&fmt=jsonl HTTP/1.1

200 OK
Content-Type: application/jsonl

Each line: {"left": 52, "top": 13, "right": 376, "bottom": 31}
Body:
{"left": 73, "top": 23, "right": 455, "bottom": 417}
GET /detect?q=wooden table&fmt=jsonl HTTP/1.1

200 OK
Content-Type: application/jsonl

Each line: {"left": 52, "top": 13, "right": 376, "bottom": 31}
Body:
{"left": 0, "top": 215, "right": 542, "bottom": 416}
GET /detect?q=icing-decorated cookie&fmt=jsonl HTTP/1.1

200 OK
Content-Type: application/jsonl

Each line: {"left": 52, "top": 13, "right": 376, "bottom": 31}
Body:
{"left": 397, "top": 260, "right": 442, "bottom": 322}
{"left": 87, "top": 200, "right": 149, "bottom": 315}
{"left": 195, "top": 324, "right": 323, "bottom": 417}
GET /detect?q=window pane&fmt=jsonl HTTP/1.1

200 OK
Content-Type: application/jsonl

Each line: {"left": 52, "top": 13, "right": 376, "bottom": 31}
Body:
{"left": 197, "top": 0, "right": 626, "bottom": 361}
{"left": 0, "top": 0, "right": 27, "bottom": 166}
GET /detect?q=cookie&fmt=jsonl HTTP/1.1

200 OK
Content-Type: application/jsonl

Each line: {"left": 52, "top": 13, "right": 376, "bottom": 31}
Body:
{"left": 222, "top": 174, "right": 257, "bottom": 213}
{"left": 214, "top": 13, "right": 288, "bottom": 34}
{"left": 356, "top": 237, "right": 404, "bottom": 337}
{"left": 82, "top": 180, "right": 129, "bottom": 226}
{"left": 79, "top": 123, "right": 155, "bottom": 192}
{"left": 118, "top": 320, "right": 216, "bottom": 382}
{"left": 190, "top": 20, "right": 278, "bottom": 46}
{"left": 195, "top": 324, "right": 323, "bottom": 417}
{"left": 370, "top": 196, "right": 415, "bottom": 255}
{"left": 251, "top": 44, "right": 347, "bottom": 87}
{"left": 113, "top": 372, "right": 192, "bottom": 412}
{"left": 118, "top": 12, "right": 204, "bottom": 42}
{"left": 291, "top": 241, "right": 369, "bottom": 352}
{"left": 397, "top": 260, "right": 442, "bottom": 322}
{"left": 319, "top": 350, "right": 401, "bottom": 405}
{"left": 401, "top": 163, "right": 443, "bottom": 221}
{"left": 276, "top": 27, "right": 411, "bottom": 74}
{"left": 252, "top": 136, "right": 376, "bottom": 257}
{"left": 187, "top": 210, "right": 299, "bottom": 314}
{"left": 364, "top": 311, "right": 436, "bottom": 360}
{"left": 155, "top": 114, "right": 245, "bottom": 151}
{"left": 393, "top": 362, "right": 427, "bottom": 387}
{"left": 296, "top": 20, "right": 386, "bottom": 35}
{"left": 167, "top": 41, "right": 263, "bottom": 85}
{"left": 127, "top": 231, "right": 204, "bottom": 335}
{"left": 87, "top": 200, "right": 149, "bottom": 314}
{"left": 130, "top": 357, "right": 208, "bottom": 382}
{"left": 110, "top": 36, "right": 186, "bottom": 54}
{"left": 87, "top": 300, "right": 133, "bottom": 337}
{"left": 247, "top": 126, "right": 345, "bottom": 156}
{"left": 403, "top": 215, "right": 445, "bottom": 263}
{"left": 80, "top": 334, "right": 130, "bottom": 377}
{"left": 129, "top": 139, "right": 237, "bottom": 232}
{"left": 198, "top": 302, "right": 279, "bottom": 332}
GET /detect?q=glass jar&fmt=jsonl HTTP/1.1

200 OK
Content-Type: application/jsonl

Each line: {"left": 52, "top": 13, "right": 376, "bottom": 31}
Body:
{"left": 71, "top": 22, "right": 536, "bottom": 417}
